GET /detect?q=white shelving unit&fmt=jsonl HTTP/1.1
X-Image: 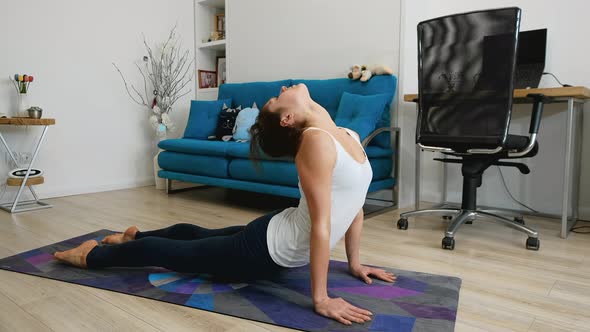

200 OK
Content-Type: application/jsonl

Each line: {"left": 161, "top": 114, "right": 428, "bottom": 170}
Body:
{"left": 195, "top": 0, "right": 227, "bottom": 100}
{"left": 197, "top": 0, "right": 224, "bottom": 9}
{"left": 198, "top": 40, "right": 226, "bottom": 51}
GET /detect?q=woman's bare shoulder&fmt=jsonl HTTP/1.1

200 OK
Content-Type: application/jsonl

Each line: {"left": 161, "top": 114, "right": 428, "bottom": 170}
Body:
{"left": 296, "top": 129, "right": 336, "bottom": 165}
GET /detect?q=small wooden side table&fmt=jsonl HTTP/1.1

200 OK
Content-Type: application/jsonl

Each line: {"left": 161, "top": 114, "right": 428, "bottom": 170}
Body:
{"left": 0, "top": 118, "right": 56, "bottom": 213}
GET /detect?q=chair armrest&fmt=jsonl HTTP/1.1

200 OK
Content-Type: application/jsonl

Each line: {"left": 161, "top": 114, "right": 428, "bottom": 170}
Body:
{"left": 362, "top": 127, "right": 401, "bottom": 148}
{"left": 508, "top": 93, "right": 546, "bottom": 157}
{"left": 527, "top": 94, "right": 545, "bottom": 134}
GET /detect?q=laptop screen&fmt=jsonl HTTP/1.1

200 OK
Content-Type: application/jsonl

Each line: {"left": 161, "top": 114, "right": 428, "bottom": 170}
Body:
{"left": 517, "top": 29, "right": 547, "bottom": 65}
{"left": 514, "top": 28, "right": 547, "bottom": 88}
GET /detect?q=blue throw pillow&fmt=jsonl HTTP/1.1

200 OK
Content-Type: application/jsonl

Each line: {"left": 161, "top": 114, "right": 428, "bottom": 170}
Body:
{"left": 183, "top": 99, "right": 232, "bottom": 139}
{"left": 232, "top": 105, "right": 260, "bottom": 141}
{"left": 334, "top": 92, "right": 391, "bottom": 141}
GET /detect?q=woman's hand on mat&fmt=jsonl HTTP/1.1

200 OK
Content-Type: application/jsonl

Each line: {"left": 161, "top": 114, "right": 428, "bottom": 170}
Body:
{"left": 350, "top": 264, "right": 396, "bottom": 284}
{"left": 314, "top": 297, "right": 372, "bottom": 325}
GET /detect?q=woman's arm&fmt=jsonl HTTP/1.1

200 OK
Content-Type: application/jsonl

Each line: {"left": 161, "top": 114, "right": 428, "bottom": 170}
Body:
{"left": 345, "top": 210, "right": 364, "bottom": 270}
{"left": 345, "top": 209, "right": 396, "bottom": 285}
{"left": 296, "top": 130, "right": 335, "bottom": 305}
{"left": 297, "top": 130, "right": 372, "bottom": 325}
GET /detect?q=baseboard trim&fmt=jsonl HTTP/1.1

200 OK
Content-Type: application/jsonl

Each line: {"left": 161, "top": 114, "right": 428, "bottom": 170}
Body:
{"left": 35, "top": 177, "right": 155, "bottom": 199}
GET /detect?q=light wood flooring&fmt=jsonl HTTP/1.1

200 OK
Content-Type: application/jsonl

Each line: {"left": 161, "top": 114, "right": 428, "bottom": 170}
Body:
{"left": 0, "top": 186, "right": 589, "bottom": 331}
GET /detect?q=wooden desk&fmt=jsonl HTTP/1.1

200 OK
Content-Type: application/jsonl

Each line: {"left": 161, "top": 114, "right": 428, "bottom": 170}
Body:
{"left": 404, "top": 87, "right": 590, "bottom": 238}
{"left": 0, "top": 118, "right": 56, "bottom": 213}
{"left": 403, "top": 86, "right": 590, "bottom": 102}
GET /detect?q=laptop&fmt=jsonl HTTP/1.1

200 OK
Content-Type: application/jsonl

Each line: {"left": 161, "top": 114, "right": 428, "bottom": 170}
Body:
{"left": 514, "top": 29, "right": 547, "bottom": 89}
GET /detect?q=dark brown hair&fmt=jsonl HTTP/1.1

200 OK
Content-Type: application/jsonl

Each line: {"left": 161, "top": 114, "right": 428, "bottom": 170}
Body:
{"left": 249, "top": 101, "right": 304, "bottom": 160}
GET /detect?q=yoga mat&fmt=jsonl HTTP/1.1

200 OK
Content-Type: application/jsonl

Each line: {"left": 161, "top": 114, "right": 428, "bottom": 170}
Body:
{"left": 0, "top": 230, "right": 461, "bottom": 332}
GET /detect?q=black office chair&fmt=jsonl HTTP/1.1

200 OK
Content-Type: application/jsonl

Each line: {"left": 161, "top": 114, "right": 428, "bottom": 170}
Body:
{"left": 397, "top": 7, "right": 546, "bottom": 250}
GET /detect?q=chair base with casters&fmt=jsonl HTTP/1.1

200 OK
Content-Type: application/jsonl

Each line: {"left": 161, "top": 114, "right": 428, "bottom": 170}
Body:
{"left": 397, "top": 139, "right": 541, "bottom": 251}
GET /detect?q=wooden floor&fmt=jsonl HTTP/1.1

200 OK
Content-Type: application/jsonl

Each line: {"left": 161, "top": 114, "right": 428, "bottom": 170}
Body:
{"left": 0, "top": 186, "right": 589, "bottom": 331}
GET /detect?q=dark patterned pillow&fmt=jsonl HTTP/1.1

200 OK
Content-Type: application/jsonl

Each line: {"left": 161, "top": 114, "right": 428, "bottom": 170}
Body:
{"left": 214, "top": 105, "right": 242, "bottom": 141}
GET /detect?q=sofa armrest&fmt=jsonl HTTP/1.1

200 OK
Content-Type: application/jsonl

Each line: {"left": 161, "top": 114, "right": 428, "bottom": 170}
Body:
{"left": 362, "top": 127, "right": 401, "bottom": 148}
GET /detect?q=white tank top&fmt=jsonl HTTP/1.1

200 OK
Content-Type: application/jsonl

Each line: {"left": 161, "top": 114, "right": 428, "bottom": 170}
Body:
{"left": 266, "top": 127, "right": 373, "bottom": 268}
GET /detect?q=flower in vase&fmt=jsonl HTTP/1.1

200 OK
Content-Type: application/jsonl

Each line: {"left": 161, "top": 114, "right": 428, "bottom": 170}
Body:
{"left": 157, "top": 123, "right": 167, "bottom": 138}
{"left": 152, "top": 105, "right": 162, "bottom": 114}
{"left": 161, "top": 113, "right": 175, "bottom": 132}
{"left": 149, "top": 115, "right": 159, "bottom": 129}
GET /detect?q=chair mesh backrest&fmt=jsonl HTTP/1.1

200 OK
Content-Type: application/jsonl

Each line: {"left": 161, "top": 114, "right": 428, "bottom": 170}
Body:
{"left": 417, "top": 7, "right": 521, "bottom": 151}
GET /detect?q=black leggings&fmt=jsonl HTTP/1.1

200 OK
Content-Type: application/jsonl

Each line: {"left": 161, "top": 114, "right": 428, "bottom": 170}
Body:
{"left": 86, "top": 210, "right": 284, "bottom": 279}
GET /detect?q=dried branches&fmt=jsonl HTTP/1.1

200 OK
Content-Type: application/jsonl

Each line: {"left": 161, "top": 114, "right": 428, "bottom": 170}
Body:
{"left": 113, "top": 25, "right": 194, "bottom": 137}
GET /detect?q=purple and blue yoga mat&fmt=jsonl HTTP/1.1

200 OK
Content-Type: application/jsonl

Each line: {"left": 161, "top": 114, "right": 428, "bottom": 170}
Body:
{"left": 0, "top": 230, "right": 461, "bottom": 332}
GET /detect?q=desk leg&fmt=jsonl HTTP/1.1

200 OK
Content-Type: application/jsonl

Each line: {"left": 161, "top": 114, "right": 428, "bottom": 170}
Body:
{"left": 415, "top": 144, "right": 421, "bottom": 210}
{"left": 441, "top": 153, "right": 448, "bottom": 206}
{"left": 571, "top": 101, "right": 584, "bottom": 224}
{"left": 561, "top": 99, "right": 575, "bottom": 238}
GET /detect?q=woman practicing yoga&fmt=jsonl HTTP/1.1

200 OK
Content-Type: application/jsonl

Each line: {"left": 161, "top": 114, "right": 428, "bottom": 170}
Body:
{"left": 54, "top": 83, "right": 395, "bottom": 325}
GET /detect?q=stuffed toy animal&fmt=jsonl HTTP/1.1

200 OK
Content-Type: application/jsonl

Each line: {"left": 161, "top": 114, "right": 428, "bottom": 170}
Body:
{"left": 215, "top": 105, "right": 242, "bottom": 141}
{"left": 348, "top": 64, "right": 394, "bottom": 82}
{"left": 232, "top": 102, "right": 259, "bottom": 142}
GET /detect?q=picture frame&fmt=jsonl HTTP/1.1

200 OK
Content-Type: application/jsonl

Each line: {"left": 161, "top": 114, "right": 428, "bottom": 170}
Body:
{"left": 198, "top": 70, "right": 217, "bottom": 89}
{"left": 216, "top": 14, "right": 225, "bottom": 32}
{"left": 216, "top": 56, "right": 226, "bottom": 86}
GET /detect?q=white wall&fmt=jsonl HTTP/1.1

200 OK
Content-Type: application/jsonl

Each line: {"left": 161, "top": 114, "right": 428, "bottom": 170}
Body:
{"left": 399, "top": 0, "right": 590, "bottom": 218}
{"left": 227, "top": 0, "right": 401, "bottom": 83}
{"left": 0, "top": 0, "right": 194, "bottom": 200}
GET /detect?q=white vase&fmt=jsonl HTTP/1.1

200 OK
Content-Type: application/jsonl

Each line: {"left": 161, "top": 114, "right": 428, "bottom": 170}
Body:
{"left": 16, "top": 93, "right": 29, "bottom": 117}
{"left": 154, "top": 149, "right": 166, "bottom": 190}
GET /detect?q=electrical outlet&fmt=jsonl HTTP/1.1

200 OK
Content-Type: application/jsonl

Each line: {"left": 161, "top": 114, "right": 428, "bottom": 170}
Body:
{"left": 8, "top": 152, "right": 32, "bottom": 167}
{"left": 22, "top": 152, "right": 31, "bottom": 165}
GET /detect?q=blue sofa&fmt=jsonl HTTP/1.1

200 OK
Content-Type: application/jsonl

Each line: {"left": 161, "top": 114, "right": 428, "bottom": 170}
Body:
{"left": 158, "top": 75, "right": 399, "bottom": 200}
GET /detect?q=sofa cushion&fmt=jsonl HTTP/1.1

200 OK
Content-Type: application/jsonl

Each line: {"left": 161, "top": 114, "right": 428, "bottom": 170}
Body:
{"left": 370, "top": 158, "right": 393, "bottom": 180}
{"left": 335, "top": 92, "right": 391, "bottom": 141}
{"left": 232, "top": 106, "right": 259, "bottom": 141}
{"left": 158, "top": 151, "right": 229, "bottom": 178}
{"left": 183, "top": 99, "right": 232, "bottom": 139}
{"left": 365, "top": 146, "right": 394, "bottom": 159}
{"left": 158, "top": 170, "right": 301, "bottom": 198}
{"left": 159, "top": 139, "right": 230, "bottom": 157}
{"left": 226, "top": 141, "right": 250, "bottom": 158}
{"left": 229, "top": 159, "right": 298, "bottom": 187}
{"left": 226, "top": 141, "right": 294, "bottom": 162}
{"left": 161, "top": 137, "right": 392, "bottom": 161}
{"left": 218, "top": 80, "right": 291, "bottom": 110}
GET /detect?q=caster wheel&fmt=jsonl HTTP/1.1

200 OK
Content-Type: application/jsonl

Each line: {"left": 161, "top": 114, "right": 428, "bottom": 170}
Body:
{"left": 397, "top": 218, "right": 408, "bottom": 230}
{"left": 526, "top": 237, "right": 540, "bottom": 251}
{"left": 514, "top": 216, "right": 525, "bottom": 225}
{"left": 442, "top": 215, "right": 453, "bottom": 221}
{"left": 442, "top": 237, "right": 455, "bottom": 250}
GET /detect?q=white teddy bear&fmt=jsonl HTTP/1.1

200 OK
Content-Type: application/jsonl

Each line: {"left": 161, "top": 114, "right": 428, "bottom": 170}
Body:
{"left": 348, "top": 64, "right": 394, "bottom": 82}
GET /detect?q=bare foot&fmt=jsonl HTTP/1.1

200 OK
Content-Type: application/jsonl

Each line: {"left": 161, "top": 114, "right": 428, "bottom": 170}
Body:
{"left": 53, "top": 240, "right": 98, "bottom": 268}
{"left": 101, "top": 226, "right": 139, "bottom": 245}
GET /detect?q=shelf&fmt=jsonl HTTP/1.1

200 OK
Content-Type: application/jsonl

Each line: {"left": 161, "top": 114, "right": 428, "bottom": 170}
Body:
{"left": 197, "top": 0, "right": 225, "bottom": 9}
{"left": 198, "top": 40, "right": 226, "bottom": 51}
{"left": 0, "top": 118, "right": 55, "bottom": 126}
{"left": 7, "top": 176, "right": 44, "bottom": 187}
